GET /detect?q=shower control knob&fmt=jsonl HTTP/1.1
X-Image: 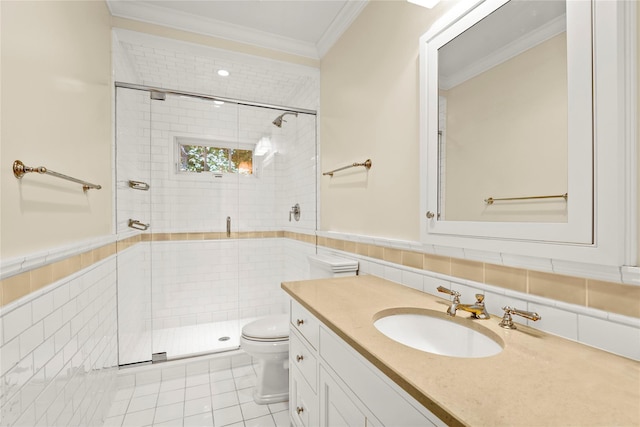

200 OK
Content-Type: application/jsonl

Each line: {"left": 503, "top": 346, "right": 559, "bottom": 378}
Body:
{"left": 296, "top": 319, "right": 304, "bottom": 326}
{"left": 296, "top": 354, "right": 304, "bottom": 362}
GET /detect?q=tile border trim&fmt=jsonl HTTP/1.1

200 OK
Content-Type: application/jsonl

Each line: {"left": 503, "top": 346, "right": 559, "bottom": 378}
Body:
{"left": 0, "top": 231, "right": 315, "bottom": 307}
{"left": 2, "top": 229, "right": 637, "bottom": 320}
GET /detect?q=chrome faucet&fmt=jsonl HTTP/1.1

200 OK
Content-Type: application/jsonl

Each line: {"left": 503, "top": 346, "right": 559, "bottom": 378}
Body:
{"left": 436, "top": 286, "right": 490, "bottom": 319}
{"left": 436, "top": 286, "right": 460, "bottom": 315}
{"left": 499, "top": 306, "right": 541, "bottom": 329}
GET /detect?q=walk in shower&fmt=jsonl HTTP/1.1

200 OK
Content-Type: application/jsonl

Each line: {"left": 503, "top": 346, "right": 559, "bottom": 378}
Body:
{"left": 115, "top": 83, "right": 317, "bottom": 365}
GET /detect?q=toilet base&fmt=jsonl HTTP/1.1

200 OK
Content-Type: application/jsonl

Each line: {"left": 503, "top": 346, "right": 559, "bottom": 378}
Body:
{"left": 252, "top": 389, "right": 289, "bottom": 405}
{"left": 251, "top": 357, "right": 289, "bottom": 405}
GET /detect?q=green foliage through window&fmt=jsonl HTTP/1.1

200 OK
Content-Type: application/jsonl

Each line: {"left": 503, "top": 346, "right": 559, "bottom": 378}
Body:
{"left": 179, "top": 143, "right": 253, "bottom": 175}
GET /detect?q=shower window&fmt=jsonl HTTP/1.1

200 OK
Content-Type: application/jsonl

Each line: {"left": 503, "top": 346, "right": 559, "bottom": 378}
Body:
{"left": 177, "top": 138, "right": 253, "bottom": 175}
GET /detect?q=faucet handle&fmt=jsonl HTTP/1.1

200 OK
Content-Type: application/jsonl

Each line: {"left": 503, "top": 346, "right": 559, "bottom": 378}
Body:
{"left": 436, "top": 286, "right": 461, "bottom": 301}
{"left": 475, "top": 294, "right": 485, "bottom": 304}
{"left": 499, "top": 306, "right": 541, "bottom": 329}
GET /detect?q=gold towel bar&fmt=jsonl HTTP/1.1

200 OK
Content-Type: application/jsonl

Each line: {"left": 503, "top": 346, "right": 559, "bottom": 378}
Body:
{"left": 484, "top": 193, "right": 568, "bottom": 205}
{"left": 323, "top": 159, "right": 372, "bottom": 177}
{"left": 13, "top": 160, "right": 102, "bottom": 191}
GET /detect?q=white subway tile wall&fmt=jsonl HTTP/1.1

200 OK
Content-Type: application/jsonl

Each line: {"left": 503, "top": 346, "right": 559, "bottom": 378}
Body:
{"left": 115, "top": 32, "right": 319, "bottom": 237}
{"left": 115, "top": 87, "right": 152, "bottom": 234}
{"left": 283, "top": 239, "right": 317, "bottom": 283}
{"left": 117, "top": 243, "right": 152, "bottom": 366}
{"left": 114, "top": 238, "right": 316, "bottom": 363}
{"left": 0, "top": 258, "right": 118, "bottom": 426}
{"left": 278, "top": 112, "right": 318, "bottom": 234}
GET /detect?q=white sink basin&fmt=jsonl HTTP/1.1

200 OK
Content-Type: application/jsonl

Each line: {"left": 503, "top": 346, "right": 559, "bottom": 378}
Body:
{"left": 374, "top": 311, "right": 503, "bottom": 358}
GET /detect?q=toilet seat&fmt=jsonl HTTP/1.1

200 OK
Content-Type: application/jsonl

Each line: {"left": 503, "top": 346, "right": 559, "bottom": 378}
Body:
{"left": 241, "top": 315, "right": 289, "bottom": 342}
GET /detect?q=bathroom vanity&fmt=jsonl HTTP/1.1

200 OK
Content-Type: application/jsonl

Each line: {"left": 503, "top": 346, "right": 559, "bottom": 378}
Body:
{"left": 282, "top": 276, "right": 640, "bottom": 427}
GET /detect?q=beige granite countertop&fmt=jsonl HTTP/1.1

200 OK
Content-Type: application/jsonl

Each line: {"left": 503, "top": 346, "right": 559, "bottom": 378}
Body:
{"left": 281, "top": 275, "right": 640, "bottom": 427}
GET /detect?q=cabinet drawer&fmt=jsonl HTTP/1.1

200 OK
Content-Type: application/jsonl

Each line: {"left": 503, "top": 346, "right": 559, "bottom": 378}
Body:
{"left": 290, "top": 364, "right": 318, "bottom": 427}
{"left": 290, "top": 329, "right": 318, "bottom": 392}
{"left": 291, "top": 300, "right": 320, "bottom": 349}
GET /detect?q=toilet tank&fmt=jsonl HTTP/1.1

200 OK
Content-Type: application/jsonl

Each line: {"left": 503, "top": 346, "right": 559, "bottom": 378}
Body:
{"left": 308, "top": 254, "right": 358, "bottom": 279}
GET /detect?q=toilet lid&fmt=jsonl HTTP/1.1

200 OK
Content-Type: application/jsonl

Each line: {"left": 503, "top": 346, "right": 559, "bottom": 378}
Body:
{"left": 242, "top": 315, "right": 289, "bottom": 341}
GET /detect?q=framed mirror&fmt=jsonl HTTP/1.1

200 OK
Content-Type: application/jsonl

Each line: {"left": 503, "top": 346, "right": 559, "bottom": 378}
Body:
{"left": 421, "top": 0, "right": 593, "bottom": 245}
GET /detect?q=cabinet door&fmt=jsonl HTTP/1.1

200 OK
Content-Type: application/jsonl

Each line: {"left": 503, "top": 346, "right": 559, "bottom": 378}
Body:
{"left": 290, "top": 364, "right": 318, "bottom": 427}
{"left": 319, "top": 367, "right": 366, "bottom": 427}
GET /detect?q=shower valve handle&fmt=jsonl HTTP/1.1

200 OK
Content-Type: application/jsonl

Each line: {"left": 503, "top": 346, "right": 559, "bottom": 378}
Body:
{"left": 289, "top": 203, "right": 300, "bottom": 222}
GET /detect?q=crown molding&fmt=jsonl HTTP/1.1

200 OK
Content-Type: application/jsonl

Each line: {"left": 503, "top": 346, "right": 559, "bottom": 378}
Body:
{"left": 107, "top": 1, "right": 369, "bottom": 60}
{"left": 107, "top": 1, "right": 317, "bottom": 58}
{"left": 317, "top": 1, "right": 369, "bottom": 58}
{"left": 113, "top": 28, "right": 321, "bottom": 77}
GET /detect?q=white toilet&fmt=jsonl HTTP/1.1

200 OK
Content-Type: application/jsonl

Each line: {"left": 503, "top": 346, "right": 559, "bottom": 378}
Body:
{"left": 240, "top": 314, "right": 290, "bottom": 404}
{"left": 240, "top": 254, "right": 358, "bottom": 405}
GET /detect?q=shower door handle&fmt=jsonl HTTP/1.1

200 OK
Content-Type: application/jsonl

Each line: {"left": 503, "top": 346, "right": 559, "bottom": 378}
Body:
{"left": 128, "top": 180, "right": 150, "bottom": 191}
{"left": 226, "top": 216, "right": 231, "bottom": 237}
{"left": 128, "top": 219, "right": 149, "bottom": 231}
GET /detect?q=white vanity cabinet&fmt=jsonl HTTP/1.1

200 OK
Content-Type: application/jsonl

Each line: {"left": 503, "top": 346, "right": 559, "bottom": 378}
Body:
{"left": 289, "top": 299, "right": 444, "bottom": 427}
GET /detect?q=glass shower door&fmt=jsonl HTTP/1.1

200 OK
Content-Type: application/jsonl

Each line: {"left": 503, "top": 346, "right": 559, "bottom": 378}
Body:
{"left": 115, "top": 87, "right": 153, "bottom": 365}
{"left": 115, "top": 85, "right": 316, "bottom": 365}
{"left": 148, "top": 93, "right": 241, "bottom": 360}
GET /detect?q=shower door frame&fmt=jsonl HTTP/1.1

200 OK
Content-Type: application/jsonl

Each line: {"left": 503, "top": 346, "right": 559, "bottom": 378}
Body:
{"left": 116, "top": 82, "right": 316, "bottom": 115}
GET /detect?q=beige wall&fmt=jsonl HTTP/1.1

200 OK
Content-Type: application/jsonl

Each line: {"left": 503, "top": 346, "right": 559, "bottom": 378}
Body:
{"left": 321, "top": 0, "right": 639, "bottom": 266}
{"left": 1, "top": 1, "right": 112, "bottom": 258}
{"left": 443, "top": 33, "right": 568, "bottom": 222}
{"left": 320, "top": 0, "right": 457, "bottom": 241}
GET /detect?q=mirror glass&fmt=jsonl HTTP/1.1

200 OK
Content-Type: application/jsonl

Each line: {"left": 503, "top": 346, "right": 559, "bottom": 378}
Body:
{"left": 422, "top": 0, "right": 593, "bottom": 245}
{"left": 437, "top": 0, "right": 569, "bottom": 222}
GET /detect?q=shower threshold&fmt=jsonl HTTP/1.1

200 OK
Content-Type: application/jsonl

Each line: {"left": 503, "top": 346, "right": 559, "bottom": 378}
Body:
{"left": 152, "top": 317, "right": 259, "bottom": 361}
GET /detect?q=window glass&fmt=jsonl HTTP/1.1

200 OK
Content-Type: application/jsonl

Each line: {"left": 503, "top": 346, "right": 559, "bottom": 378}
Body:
{"left": 178, "top": 143, "right": 253, "bottom": 175}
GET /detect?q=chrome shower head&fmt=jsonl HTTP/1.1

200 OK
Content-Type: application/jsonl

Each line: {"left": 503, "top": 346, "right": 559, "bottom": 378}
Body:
{"left": 272, "top": 112, "right": 298, "bottom": 128}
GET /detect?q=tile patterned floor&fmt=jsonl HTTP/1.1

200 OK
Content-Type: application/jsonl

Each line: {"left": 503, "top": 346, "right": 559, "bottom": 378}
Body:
{"left": 104, "top": 361, "right": 289, "bottom": 427}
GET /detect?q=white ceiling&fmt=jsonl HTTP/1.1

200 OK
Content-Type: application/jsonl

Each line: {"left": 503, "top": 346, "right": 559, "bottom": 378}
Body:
{"left": 107, "top": 0, "right": 369, "bottom": 59}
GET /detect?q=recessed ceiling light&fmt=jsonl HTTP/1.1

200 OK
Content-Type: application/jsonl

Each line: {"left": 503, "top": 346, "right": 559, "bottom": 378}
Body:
{"left": 407, "top": 0, "right": 440, "bottom": 9}
{"left": 217, "top": 69, "right": 230, "bottom": 77}
{"left": 213, "top": 100, "right": 224, "bottom": 105}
